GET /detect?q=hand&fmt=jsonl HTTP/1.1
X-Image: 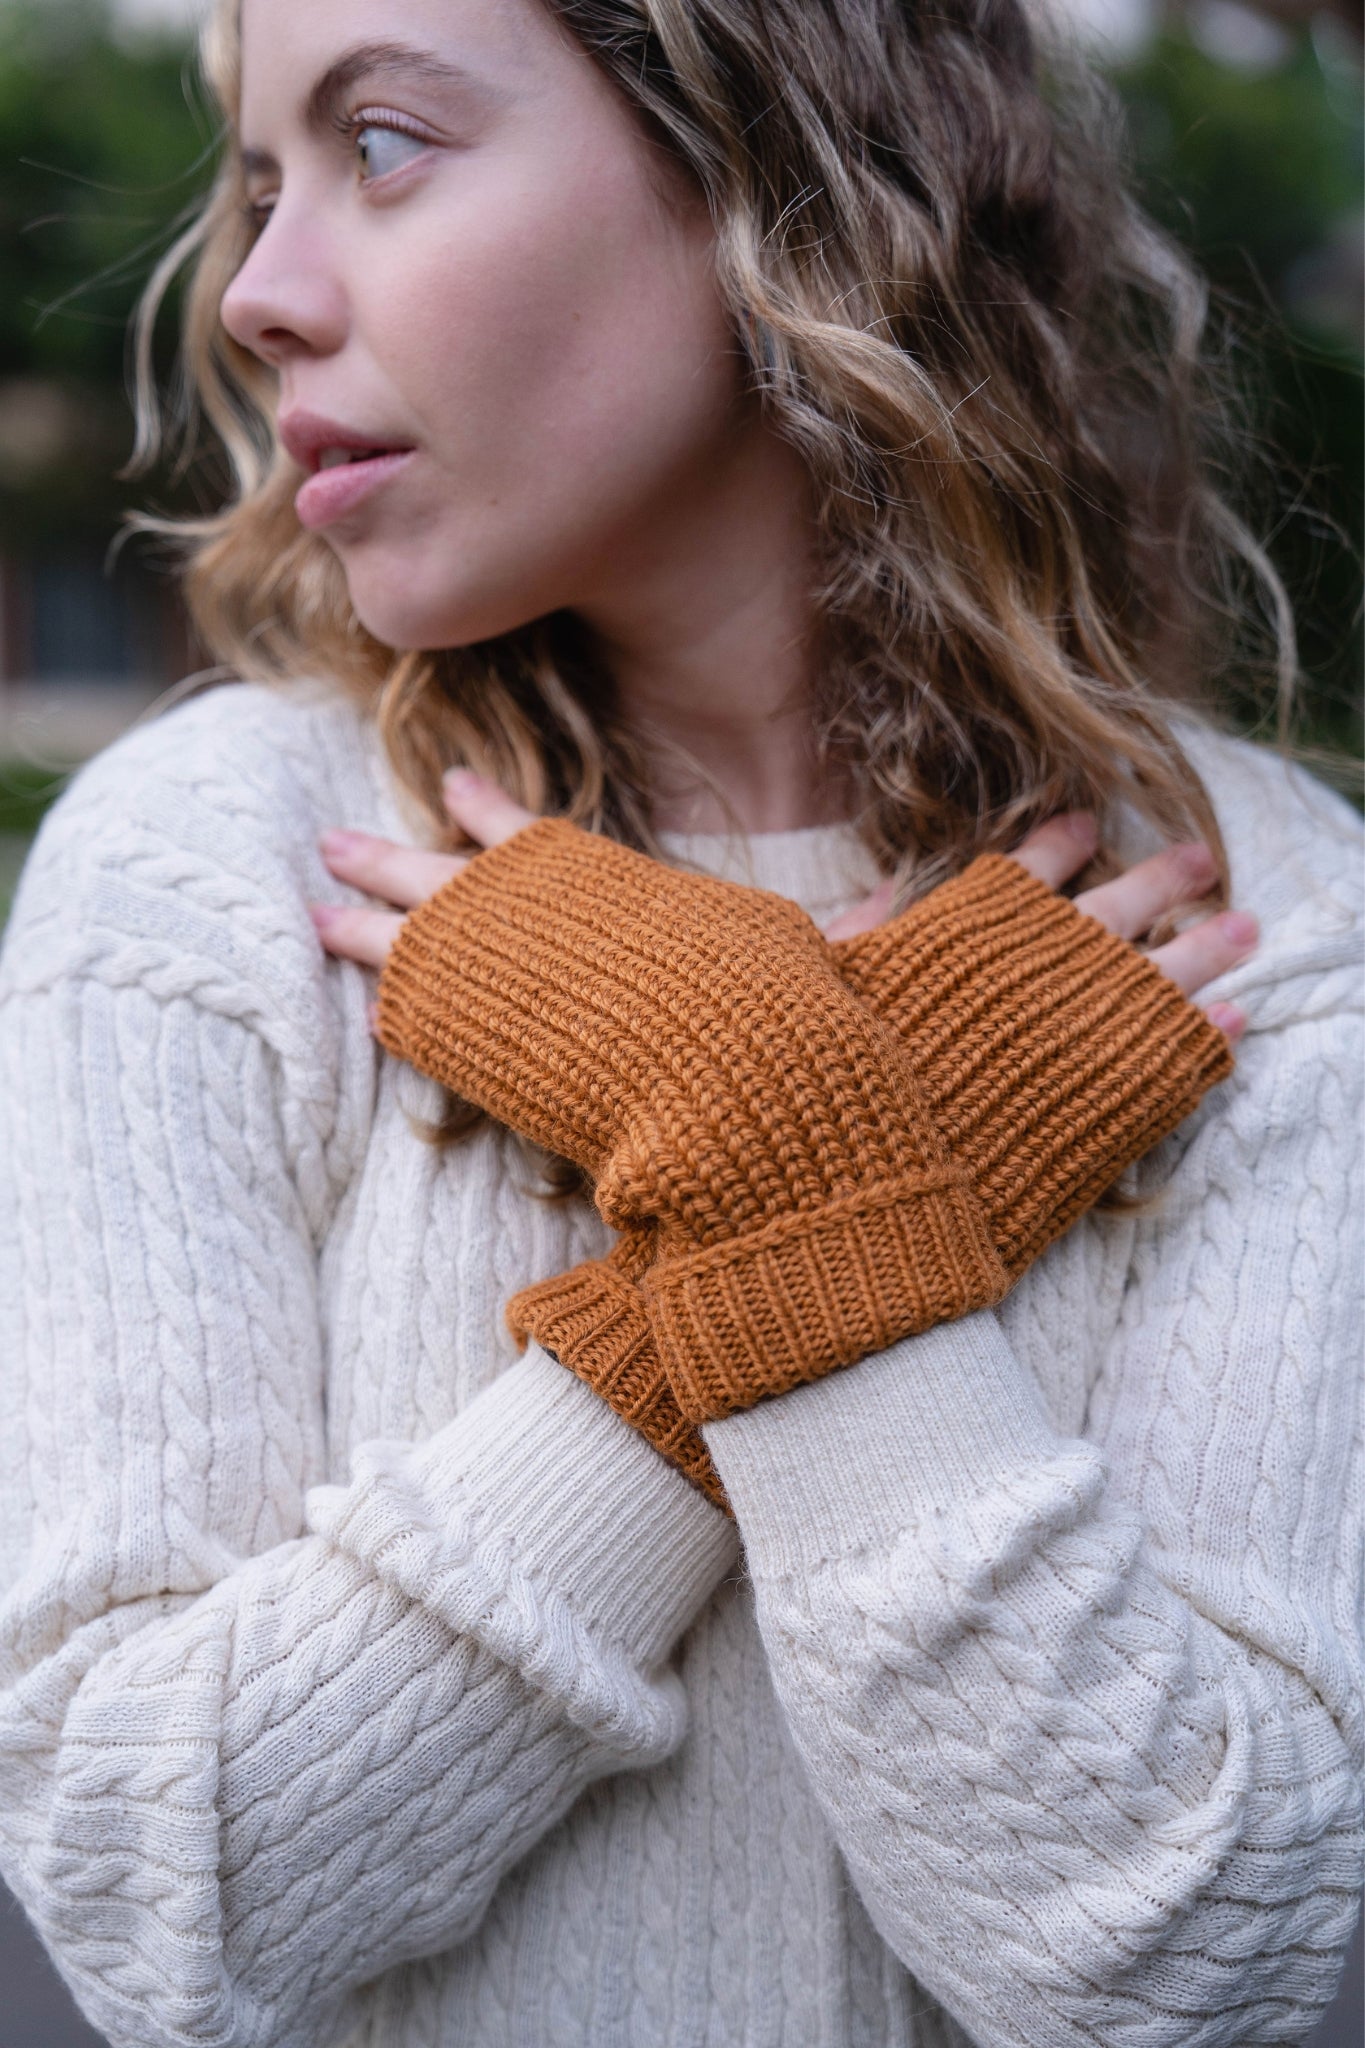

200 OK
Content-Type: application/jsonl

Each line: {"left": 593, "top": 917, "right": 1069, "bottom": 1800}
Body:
{"left": 309, "top": 769, "right": 534, "bottom": 989}
{"left": 363, "top": 809, "right": 1017, "bottom": 1424}
{"left": 310, "top": 771, "right": 1256, "bottom": 1512}
{"left": 823, "top": 815, "right": 1253, "bottom": 1041}
{"left": 309, "top": 773, "right": 1253, "bottom": 1042}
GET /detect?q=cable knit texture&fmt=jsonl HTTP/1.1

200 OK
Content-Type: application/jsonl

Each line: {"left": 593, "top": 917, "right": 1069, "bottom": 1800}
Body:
{"left": 497, "top": 849, "right": 1232, "bottom": 1499}
{"left": 375, "top": 816, "right": 1011, "bottom": 1422}
{"left": 0, "top": 676, "right": 1361, "bottom": 2048}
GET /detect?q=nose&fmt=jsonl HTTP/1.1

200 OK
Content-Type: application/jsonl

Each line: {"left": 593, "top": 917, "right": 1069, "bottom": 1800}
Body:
{"left": 220, "top": 202, "right": 348, "bottom": 366}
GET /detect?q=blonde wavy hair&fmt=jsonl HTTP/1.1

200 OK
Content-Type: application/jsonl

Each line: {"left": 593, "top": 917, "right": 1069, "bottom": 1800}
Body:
{"left": 125, "top": 0, "right": 1311, "bottom": 1169}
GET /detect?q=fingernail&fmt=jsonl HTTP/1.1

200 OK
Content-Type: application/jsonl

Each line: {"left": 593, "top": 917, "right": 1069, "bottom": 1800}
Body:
{"left": 443, "top": 767, "right": 481, "bottom": 793}
{"left": 1207, "top": 1002, "right": 1246, "bottom": 1041}
{"left": 320, "top": 828, "right": 361, "bottom": 856}
{"left": 1218, "top": 910, "right": 1258, "bottom": 948}
{"left": 1175, "top": 840, "right": 1215, "bottom": 877}
{"left": 1064, "top": 811, "right": 1098, "bottom": 843}
{"left": 307, "top": 902, "right": 339, "bottom": 927}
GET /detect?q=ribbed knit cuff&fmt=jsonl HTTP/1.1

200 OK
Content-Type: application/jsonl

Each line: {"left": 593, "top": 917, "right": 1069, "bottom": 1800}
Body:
{"left": 506, "top": 1250, "right": 733, "bottom": 1516}
{"left": 835, "top": 854, "right": 1234, "bottom": 1276}
{"left": 312, "top": 1343, "right": 736, "bottom": 1673}
{"left": 643, "top": 1171, "right": 1009, "bottom": 1424}
{"left": 702, "top": 1308, "right": 1074, "bottom": 1577}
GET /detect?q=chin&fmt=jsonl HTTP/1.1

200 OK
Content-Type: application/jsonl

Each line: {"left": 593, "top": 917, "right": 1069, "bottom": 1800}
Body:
{"left": 342, "top": 548, "right": 544, "bottom": 656}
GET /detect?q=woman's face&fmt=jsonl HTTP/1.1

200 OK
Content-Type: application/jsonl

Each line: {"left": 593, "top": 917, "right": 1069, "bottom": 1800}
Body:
{"left": 222, "top": 0, "right": 743, "bottom": 651}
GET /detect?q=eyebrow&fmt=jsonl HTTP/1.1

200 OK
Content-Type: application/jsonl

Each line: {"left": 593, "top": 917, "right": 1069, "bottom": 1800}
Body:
{"left": 238, "top": 40, "right": 485, "bottom": 178}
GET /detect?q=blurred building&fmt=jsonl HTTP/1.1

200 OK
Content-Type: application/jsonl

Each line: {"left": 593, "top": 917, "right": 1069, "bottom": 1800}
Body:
{"left": 0, "top": 531, "right": 192, "bottom": 761}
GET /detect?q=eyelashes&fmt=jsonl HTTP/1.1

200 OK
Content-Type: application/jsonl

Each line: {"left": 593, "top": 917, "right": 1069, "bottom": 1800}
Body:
{"left": 345, "top": 115, "right": 433, "bottom": 184}
{"left": 237, "top": 106, "right": 437, "bottom": 231}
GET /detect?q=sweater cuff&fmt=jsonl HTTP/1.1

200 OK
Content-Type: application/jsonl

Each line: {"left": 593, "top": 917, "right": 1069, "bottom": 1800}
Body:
{"left": 701, "top": 1308, "right": 1067, "bottom": 1575}
{"left": 311, "top": 1342, "right": 737, "bottom": 1674}
{"left": 645, "top": 1172, "right": 1008, "bottom": 1423}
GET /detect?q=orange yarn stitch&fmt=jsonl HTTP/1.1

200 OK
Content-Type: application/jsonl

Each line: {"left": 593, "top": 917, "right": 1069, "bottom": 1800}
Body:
{"left": 378, "top": 826, "right": 1234, "bottom": 1514}
{"left": 834, "top": 852, "right": 1235, "bottom": 1276}
{"left": 375, "top": 816, "right": 1010, "bottom": 1431}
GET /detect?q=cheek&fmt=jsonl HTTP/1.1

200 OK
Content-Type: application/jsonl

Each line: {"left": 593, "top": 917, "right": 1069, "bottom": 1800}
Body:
{"left": 336, "top": 139, "right": 741, "bottom": 649}
{"left": 377, "top": 148, "right": 736, "bottom": 511}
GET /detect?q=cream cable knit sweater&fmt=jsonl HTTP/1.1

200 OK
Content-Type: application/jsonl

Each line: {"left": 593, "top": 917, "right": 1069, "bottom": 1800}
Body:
{"left": 0, "top": 677, "right": 1360, "bottom": 2048}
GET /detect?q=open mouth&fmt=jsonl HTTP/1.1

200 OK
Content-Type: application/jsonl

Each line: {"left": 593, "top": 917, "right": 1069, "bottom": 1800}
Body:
{"left": 316, "top": 447, "right": 411, "bottom": 472}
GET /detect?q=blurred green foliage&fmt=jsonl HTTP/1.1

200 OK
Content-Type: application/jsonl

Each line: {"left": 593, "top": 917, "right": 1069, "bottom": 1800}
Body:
{"left": 0, "top": 760, "right": 69, "bottom": 925}
{"left": 1113, "top": 22, "right": 1363, "bottom": 762}
{"left": 0, "top": 0, "right": 215, "bottom": 545}
{"left": 0, "top": 757, "right": 64, "bottom": 834}
{"left": 0, "top": 1, "right": 209, "bottom": 378}
{"left": 1117, "top": 25, "right": 1360, "bottom": 303}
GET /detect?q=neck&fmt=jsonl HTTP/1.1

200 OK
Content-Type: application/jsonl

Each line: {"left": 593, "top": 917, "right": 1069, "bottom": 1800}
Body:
{"left": 569, "top": 410, "right": 853, "bottom": 836}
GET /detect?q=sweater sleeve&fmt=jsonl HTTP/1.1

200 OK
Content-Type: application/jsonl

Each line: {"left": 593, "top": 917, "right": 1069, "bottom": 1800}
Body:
{"left": 0, "top": 764, "right": 735, "bottom": 2048}
{"left": 702, "top": 958, "right": 1364, "bottom": 2044}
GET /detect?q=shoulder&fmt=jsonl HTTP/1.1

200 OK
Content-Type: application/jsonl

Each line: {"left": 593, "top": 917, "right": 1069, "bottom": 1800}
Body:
{"left": 0, "top": 676, "right": 396, "bottom": 1058}
{"left": 1141, "top": 717, "right": 1363, "bottom": 1031}
{"left": 1115, "top": 721, "right": 1362, "bottom": 1234}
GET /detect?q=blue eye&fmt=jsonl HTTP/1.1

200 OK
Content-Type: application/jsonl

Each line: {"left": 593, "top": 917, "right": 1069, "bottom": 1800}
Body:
{"left": 355, "top": 123, "right": 428, "bottom": 182}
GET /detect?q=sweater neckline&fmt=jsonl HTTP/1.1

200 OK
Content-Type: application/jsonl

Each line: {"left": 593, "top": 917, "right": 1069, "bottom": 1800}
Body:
{"left": 655, "top": 817, "right": 881, "bottom": 926}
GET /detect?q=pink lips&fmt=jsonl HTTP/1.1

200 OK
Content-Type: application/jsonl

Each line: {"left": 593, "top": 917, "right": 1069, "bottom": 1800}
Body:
{"left": 294, "top": 450, "right": 415, "bottom": 531}
{"left": 277, "top": 409, "right": 417, "bottom": 532}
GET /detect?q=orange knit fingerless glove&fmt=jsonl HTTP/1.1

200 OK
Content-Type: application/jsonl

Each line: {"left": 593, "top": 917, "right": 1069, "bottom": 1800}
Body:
{"left": 508, "top": 1228, "right": 732, "bottom": 1513}
{"left": 375, "top": 817, "right": 1009, "bottom": 1430}
{"left": 833, "top": 851, "right": 1235, "bottom": 1279}
{"left": 504, "top": 846, "right": 1234, "bottom": 1512}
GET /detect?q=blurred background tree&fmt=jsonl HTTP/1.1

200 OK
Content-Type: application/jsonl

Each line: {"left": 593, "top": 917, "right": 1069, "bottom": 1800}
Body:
{"left": 0, "top": 0, "right": 1360, "bottom": 897}
{"left": 1110, "top": 1, "right": 1362, "bottom": 760}
{"left": 0, "top": 0, "right": 214, "bottom": 888}
{"left": 0, "top": 0, "right": 214, "bottom": 550}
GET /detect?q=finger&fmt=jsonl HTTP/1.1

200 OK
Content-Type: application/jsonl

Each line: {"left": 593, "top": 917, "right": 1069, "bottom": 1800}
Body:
{"left": 825, "top": 876, "right": 897, "bottom": 942}
{"left": 319, "top": 829, "right": 468, "bottom": 910}
{"left": 442, "top": 769, "right": 539, "bottom": 847}
{"left": 1073, "top": 841, "right": 1216, "bottom": 943}
{"left": 308, "top": 901, "right": 407, "bottom": 970}
{"left": 1143, "top": 907, "right": 1259, "bottom": 999}
{"left": 1006, "top": 811, "right": 1100, "bottom": 890}
{"left": 1205, "top": 1001, "right": 1247, "bottom": 1044}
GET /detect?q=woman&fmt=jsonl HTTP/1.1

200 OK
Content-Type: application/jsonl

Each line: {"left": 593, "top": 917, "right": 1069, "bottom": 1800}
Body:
{"left": 0, "top": 0, "right": 1360, "bottom": 2042}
